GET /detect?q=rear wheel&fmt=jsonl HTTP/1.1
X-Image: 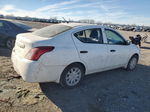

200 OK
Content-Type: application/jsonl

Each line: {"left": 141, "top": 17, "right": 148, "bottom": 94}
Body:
{"left": 6, "top": 38, "right": 15, "bottom": 49}
{"left": 126, "top": 55, "right": 138, "bottom": 71}
{"left": 60, "top": 63, "right": 85, "bottom": 88}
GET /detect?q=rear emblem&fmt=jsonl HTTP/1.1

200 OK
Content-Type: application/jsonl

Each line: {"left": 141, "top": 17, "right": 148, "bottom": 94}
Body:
{"left": 17, "top": 41, "right": 25, "bottom": 48}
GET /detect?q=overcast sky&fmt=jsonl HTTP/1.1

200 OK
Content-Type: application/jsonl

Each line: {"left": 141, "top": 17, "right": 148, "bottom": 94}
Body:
{"left": 0, "top": 0, "right": 150, "bottom": 25}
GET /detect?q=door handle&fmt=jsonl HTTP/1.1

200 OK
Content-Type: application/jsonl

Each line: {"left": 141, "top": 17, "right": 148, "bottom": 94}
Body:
{"left": 80, "top": 51, "right": 88, "bottom": 53}
{"left": 110, "top": 50, "right": 116, "bottom": 52}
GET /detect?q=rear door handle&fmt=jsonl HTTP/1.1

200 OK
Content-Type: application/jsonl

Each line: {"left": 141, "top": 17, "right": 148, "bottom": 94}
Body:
{"left": 110, "top": 50, "right": 116, "bottom": 52}
{"left": 80, "top": 51, "right": 88, "bottom": 53}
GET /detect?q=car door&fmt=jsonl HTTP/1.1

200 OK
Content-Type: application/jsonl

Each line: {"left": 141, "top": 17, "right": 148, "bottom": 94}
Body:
{"left": 0, "top": 21, "right": 14, "bottom": 45}
{"left": 0, "top": 21, "right": 7, "bottom": 37}
{"left": 0, "top": 21, "right": 12, "bottom": 38}
{"left": 0, "top": 21, "right": 8, "bottom": 45}
{"left": 72, "top": 28, "right": 108, "bottom": 74}
{"left": 104, "top": 29, "right": 131, "bottom": 68}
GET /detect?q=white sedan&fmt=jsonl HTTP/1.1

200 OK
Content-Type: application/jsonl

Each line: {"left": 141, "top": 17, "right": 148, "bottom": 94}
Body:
{"left": 11, "top": 23, "right": 140, "bottom": 88}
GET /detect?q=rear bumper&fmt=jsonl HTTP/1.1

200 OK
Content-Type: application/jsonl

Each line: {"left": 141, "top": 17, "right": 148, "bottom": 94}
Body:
{"left": 11, "top": 51, "right": 66, "bottom": 83}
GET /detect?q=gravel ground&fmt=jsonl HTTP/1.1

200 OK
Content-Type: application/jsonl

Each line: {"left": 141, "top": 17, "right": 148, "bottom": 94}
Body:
{"left": 0, "top": 21, "right": 150, "bottom": 112}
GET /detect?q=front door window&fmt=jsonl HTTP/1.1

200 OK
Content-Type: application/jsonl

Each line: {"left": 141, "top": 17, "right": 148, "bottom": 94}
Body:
{"left": 105, "top": 29, "right": 126, "bottom": 45}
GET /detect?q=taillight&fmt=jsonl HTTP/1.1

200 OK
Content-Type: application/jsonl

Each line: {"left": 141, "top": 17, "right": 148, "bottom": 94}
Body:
{"left": 25, "top": 46, "right": 54, "bottom": 61}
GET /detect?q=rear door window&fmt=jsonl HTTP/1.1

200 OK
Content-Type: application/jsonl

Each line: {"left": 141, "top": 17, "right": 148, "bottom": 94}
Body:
{"left": 74, "top": 28, "right": 103, "bottom": 44}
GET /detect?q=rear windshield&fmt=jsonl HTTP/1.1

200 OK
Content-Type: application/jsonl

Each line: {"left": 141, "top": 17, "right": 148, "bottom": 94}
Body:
{"left": 33, "top": 24, "right": 72, "bottom": 38}
{"left": 13, "top": 21, "right": 32, "bottom": 30}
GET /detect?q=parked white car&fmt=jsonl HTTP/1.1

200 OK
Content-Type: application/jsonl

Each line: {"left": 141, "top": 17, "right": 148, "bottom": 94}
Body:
{"left": 11, "top": 23, "right": 140, "bottom": 88}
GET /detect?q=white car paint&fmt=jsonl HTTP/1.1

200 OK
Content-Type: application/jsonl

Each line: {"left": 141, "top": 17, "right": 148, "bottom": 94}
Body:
{"left": 11, "top": 23, "right": 140, "bottom": 84}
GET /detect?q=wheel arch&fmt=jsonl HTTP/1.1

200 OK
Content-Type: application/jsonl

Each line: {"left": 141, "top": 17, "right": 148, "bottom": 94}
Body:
{"left": 131, "top": 53, "right": 139, "bottom": 61}
{"left": 56, "top": 61, "right": 86, "bottom": 83}
{"left": 67, "top": 62, "right": 86, "bottom": 73}
{"left": 125, "top": 53, "right": 139, "bottom": 71}
{"left": 124, "top": 53, "right": 139, "bottom": 69}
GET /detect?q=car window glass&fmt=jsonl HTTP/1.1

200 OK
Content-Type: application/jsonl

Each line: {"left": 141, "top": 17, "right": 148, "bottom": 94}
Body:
{"left": 74, "top": 28, "right": 103, "bottom": 44}
{"left": 0, "top": 22, "right": 5, "bottom": 29}
{"left": 13, "top": 22, "right": 32, "bottom": 30}
{"left": 33, "top": 24, "right": 72, "bottom": 38}
{"left": 105, "top": 29, "right": 125, "bottom": 45}
{"left": 0, "top": 22, "right": 11, "bottom": 30}
{"left": 74, "top": 30, "right": 86, "bottom": 42}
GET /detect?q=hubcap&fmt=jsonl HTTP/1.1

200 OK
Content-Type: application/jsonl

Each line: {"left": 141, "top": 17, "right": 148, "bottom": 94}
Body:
{"left": 129, "top": 57, "right": 137, "bottom": 70}
{"left": 7, "top": 39, "right": 15, "bottom": 49}
{"left": 65, "top": 67, "right": 82, "bottom": 86}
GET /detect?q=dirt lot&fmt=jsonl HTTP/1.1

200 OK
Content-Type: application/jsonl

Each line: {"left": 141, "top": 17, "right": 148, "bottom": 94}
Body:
{"left": 0, "top": 21, "right": 150, "bottom": 112}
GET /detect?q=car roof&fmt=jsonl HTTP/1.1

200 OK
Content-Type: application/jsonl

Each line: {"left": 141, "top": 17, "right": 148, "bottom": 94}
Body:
{"left": 0, "top": 19, "right": 23, "bottom": 25}
{"left": 60, "top": 23, "right": 107, "bottom": 29}
{"left": 0, "top": 19, "right": 15, "bottom": 22}
{"left": 0, "top": 19, "right": 26, "bottom": 25}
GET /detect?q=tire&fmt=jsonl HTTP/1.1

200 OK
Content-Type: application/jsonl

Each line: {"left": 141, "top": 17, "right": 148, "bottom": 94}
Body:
{"left": 6, "top": 38, "right": 15, "bottom": 49}
{"left": 60, "top": 63, "right": 85, "bottom": 88}
{"left": 126, "top": 55, "right": 138, "bottom": 71}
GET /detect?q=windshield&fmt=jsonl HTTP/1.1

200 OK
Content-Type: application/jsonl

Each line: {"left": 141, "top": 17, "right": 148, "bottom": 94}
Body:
{"left": 33, "top": 24, "right": 72, "bottom": 38}
{"left": 13, "top": 21, "right": 32, "bottom": 30}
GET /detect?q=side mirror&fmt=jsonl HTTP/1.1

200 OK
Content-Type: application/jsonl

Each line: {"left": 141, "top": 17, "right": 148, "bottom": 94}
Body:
{"left": 125, "top": 40, "right": 131, "bottom": 45}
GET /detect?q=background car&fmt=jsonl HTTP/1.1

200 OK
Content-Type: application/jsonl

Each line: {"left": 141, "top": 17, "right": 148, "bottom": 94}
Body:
{"left": 11, "top": 23, "right": 140, "bottom": 88}
{"left": 0, "top": 19, "right": 32, "bottom": 49}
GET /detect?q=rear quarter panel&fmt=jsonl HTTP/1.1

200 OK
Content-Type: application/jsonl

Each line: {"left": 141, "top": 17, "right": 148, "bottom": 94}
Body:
{"left": 39, "top": 31, "right": 81, "bottom": 66}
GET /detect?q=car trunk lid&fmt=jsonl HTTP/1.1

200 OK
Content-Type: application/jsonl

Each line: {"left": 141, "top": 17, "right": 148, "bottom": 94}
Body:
{"left": 14, "top": 33, "right": 50, "bottom": 58}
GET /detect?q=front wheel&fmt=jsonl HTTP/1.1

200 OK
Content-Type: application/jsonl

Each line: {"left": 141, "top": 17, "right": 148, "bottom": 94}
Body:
{"left": 126, "top": 55, "right": 138, "bottom": 71}
{"left": 60, "top": 64, "right": 85, "bottom": 88}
